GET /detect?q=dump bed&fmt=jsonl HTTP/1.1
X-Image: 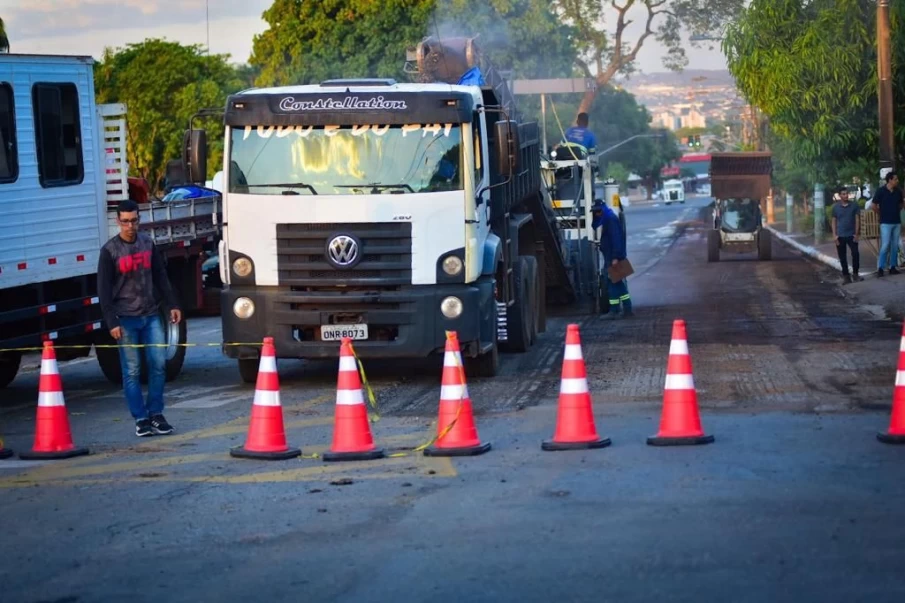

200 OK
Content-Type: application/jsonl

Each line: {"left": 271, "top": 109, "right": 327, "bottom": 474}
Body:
{"left": 709, "top": 152, "right": 773, "bottom": 200}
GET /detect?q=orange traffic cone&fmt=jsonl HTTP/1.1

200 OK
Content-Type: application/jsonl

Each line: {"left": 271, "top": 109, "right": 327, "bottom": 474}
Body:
{"left": 19, "top": 341, "right": 89, "bottom": 460}
{"left": 322, "top": 338, "right": 385, "bottom": 462}
{"left": 878, "top": 322, "right": 905, "bottom": 444}
{"left": 647, "top": 319, "right": 714, "bottom": 446}
{"left": 542, "top": 324, "right": 611, "bottom": 451}
{"left": 230, "top": 337, "right": 301, "bottom": 460}
{"left": 424, "top": 331, "right": 492, "bottom": 457}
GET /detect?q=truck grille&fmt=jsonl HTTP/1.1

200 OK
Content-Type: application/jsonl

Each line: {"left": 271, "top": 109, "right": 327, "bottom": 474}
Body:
{"left": 276, "top": 222, "right": 412, "bottom": 287}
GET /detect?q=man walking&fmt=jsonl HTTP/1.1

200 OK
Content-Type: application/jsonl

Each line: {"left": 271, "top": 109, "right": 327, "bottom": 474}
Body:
{"left": 872, "top": 171, "right": 903, "bottom": 276}
{"left": 592, "top": 200, "right": 633, "bottom": 318}
{"left": 831, "top": 186, "right": 863, "bottom": 283}
{"left": 98, "top": 200, "right": 182, "bottom": 437}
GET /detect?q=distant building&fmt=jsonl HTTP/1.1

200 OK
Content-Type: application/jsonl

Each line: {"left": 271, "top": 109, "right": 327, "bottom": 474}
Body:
{"left": 652, "top": 104, "right": 707, "bottom": 131}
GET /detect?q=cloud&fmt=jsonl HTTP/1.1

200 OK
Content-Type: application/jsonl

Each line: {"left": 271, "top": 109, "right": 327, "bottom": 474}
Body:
{"left": 1, "top": 0, "right": 269, "bottom": 41}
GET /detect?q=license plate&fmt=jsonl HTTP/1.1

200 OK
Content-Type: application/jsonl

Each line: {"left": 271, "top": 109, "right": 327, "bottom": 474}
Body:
{"left": 320, "top": 324, "right": 368, "bottom": 341}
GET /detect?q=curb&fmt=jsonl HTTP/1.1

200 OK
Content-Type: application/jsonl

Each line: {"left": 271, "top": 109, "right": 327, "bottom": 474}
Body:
{"left": 765, "top": 225, "right": 843, "bottom": 272}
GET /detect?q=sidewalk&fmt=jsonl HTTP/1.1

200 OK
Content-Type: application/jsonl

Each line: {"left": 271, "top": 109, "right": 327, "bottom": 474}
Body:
{"left": 768, "top": 221, "right": 905, "bottom": 321}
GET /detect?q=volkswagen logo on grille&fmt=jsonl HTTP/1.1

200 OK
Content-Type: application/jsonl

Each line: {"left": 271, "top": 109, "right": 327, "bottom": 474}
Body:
{"left": 326, "top": 234, "right": 361, "bottom": 268}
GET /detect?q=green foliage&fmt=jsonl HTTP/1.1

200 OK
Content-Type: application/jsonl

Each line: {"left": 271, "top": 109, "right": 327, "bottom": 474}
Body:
{"left": 249, "top": 0, "right": 575, "bottom": 87}
{"left": 94, "top": 39, "right": 243, "bottom": 193}
{"left": 723, "top": 0, "right": 885, "bottom": 183}
{"left": 553, "top": 0, "right": 745, "bottom": 115}
{"left": 606, "top": 162, "right": 631, "bottom": 185}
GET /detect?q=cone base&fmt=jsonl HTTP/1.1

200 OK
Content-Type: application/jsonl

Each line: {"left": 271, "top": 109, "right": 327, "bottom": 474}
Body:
{"left": 877, "top": 431, "right": 905, "bottom": 444}
{"left": 647, "top": 434, "right": 715, "bottom": 446}
{"left": 230, "top": 446, "right": 301, "bottom": 460}
{"left": 322, "top": 448, "right": 385, "bottom": 462}
{"left": 18, "top": 446, "right": 89, "bottom": 460}
{"left": 424, "top": 441, "right": 491, "bottom": 457}
{"left": 542, "top": 437, "right": 611, "bottom": 451}
{"left": 0, "top": 448, "right": 14, "bottom": 459}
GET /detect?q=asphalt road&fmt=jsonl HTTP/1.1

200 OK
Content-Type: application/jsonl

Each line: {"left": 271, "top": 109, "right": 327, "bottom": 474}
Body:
{"left": 2, "top": 196, "right": 904, "bottom": 603}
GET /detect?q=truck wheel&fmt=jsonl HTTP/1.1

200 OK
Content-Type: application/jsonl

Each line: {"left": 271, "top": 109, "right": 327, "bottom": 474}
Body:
{"left": 523, "top": 256, "right": 539, "bottom": 345}
{"left": 95, "top": 332, "right": 124, "bottom": 385}
{"left": 501, "top": 257, "right": 532, "bottom": 353}
{"left": 0, "top": 353, "right": 22, "bottom": 389}
{"left": 466, "top": 303, "right": 500, "bottom": 378}
{"left": 93, "top": 314, "right": 188, "bottom": 385}
{"left": 238, "top": 358, "right": 260, "bottom": 384}
{"left": 707, "top": 230, "right": 721, "bottom": 263}
{"left": 758, "top": 229, "right": 772, "bottom": 261}
{"left": 163, "top": 318, "right": 188, "bottom": 382}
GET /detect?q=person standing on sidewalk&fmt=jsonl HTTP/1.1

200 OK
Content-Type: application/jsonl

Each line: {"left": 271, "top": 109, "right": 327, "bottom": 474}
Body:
{"left": 97, "top": 200, "right": 182, "bottom": 437}
{"left": 871, "top": 171, "right": 903, "bottom": 276}
{"left": 831, "top": 186, "right": 863, "bottom": 283}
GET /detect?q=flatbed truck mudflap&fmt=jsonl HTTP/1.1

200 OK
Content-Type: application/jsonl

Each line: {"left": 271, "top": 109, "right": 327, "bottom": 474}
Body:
{"left": 221, "top": 281, "right": 496, "bottom": 360}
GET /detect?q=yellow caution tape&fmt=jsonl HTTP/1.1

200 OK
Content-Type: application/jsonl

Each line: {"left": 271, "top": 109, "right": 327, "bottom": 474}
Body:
{"left": 297, "top": 332, "right": 469, "bottom": 460}
{"left": 0, "top": 342, "right": 265, "bottom": 353}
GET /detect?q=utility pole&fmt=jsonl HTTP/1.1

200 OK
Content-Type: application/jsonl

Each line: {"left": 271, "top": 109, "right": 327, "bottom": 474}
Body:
{"left": 878, "top": 0, "right": 895, "bottom": 179}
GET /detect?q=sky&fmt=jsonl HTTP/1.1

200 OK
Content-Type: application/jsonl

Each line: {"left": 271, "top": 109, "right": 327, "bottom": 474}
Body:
{"left": 0, "top": 0, "right": 730, "bottom": 74}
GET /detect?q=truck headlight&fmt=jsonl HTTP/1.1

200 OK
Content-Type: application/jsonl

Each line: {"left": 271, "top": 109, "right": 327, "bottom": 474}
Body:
{"left": 233, "top": 297, "right": 255, "bottom": 319}
{"left": 440, "top": 296, "right": 463, "bottom": 319}
{"left": 232, "top": 257, "right": 253, "bottom": 277}
{"left": 442, "top": 256, "right": 463, "bottom": 276}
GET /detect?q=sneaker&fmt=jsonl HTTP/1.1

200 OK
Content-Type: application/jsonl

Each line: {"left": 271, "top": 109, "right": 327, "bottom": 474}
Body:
{"left": 891, "top": 267, "right": 900, "bottom": 275}
{"left": 150, "top": 414, "right": 174, "bottom": 435}
{"left": 601, "top": 309, "right": 623, "bottom": 320}
{"left": 852, "top": 274, "right": 864, "bottom": 282}
{"left": 135, "top": 419, "right": 153, "bottom": 437}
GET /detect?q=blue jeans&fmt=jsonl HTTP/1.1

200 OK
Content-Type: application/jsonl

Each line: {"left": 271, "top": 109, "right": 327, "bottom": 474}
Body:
{"left": 118, "top": 314, "right": 167, "bottom": 421}
{"left": 878, "top": 223, "right": 902, "bottom": 270}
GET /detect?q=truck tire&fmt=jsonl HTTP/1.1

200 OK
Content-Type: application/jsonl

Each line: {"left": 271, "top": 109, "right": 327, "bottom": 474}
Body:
{"left": 757, "top": 229, "right": 772, "bottom": 261}
{"left": 501, "top": 257, "right": 533, "bottom": 353}
{"left": 466, "top": 303, "right": 500, "bottom": 378}
{"left": 0, "top": 352, "right": 21, "bottom": 389}
{"left": 707, "top": 230, "right": 721, "bottom": 263}
{"left": 238, "top": 358, "right": 260, "bottom": 384}
{"left": 93, "top": 313, "right": 188, "bottom": 386}
{"left": 523, "top": 256, "right": 539, "bottom": 345}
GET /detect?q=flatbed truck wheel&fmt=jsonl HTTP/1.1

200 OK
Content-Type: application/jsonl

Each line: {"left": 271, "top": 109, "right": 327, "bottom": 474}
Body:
{"left": 0, "top": 352, "right": 21, "bottom": 389}
{"left": 757, "top": 229, "right": 772, "bottom": 261}
{"left": 707, "top": 230, "right": 721, "bottom": 263}
{"left": 94, "top": 312, "right": 188, "bottom": 386}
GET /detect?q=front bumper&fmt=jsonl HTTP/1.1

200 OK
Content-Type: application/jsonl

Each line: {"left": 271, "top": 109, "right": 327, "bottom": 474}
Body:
{"left": 221, "top": 283, "right": 492, "bottom": 360}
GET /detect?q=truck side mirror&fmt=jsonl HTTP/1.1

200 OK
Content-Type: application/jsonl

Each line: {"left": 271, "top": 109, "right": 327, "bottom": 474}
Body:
{"left": 494, "top": 120, "right": 520, "bottom": 176}
{"left": 182, "top": 129, "right": 208, "bottom": 184}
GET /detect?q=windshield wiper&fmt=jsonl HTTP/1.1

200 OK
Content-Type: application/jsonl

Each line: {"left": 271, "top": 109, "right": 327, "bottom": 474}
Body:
{"left": 249, "top": 182, "right": 318, "bottom": 195}
{"left": 335, "top": 183, "right": 414, "bottom": 194}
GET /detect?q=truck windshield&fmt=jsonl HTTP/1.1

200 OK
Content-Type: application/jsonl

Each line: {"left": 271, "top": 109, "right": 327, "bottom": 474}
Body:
{"left": 228, "top": 124, "right": 463, "bottom": 195}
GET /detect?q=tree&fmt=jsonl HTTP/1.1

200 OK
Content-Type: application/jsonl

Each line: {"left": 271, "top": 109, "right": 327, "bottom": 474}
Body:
{"left": 94, "top": 39, "right": 243, "bottom": 194}
{"left": 249, "top": 0, "right": 577, "bottom": 87}
{"left": 0, "top": 17, "right": 9, "bottom": 54}
{"left": 722, "top": 0, "right": 878, "bottom": 183}
{"left": 553, "top": 0, "right": 746, "bottom": 115}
